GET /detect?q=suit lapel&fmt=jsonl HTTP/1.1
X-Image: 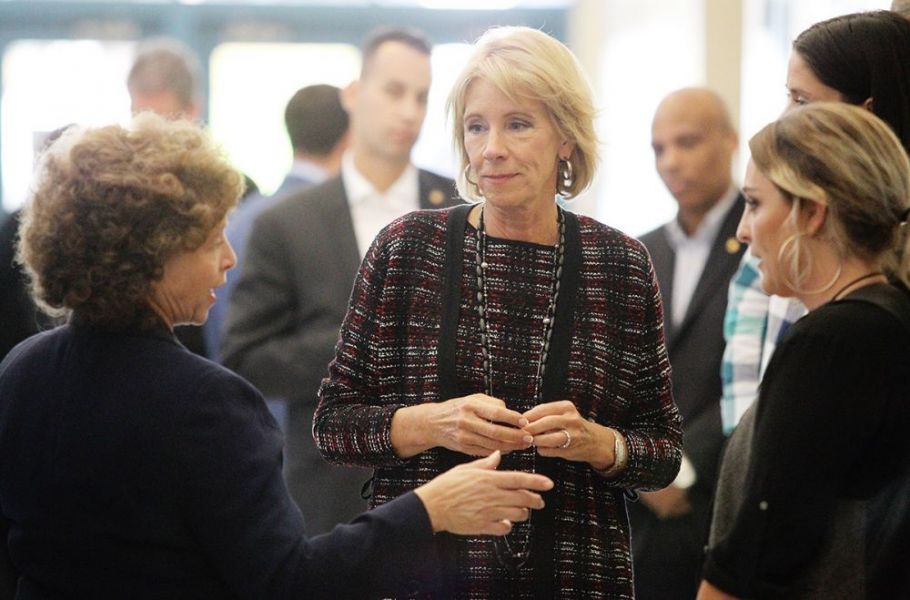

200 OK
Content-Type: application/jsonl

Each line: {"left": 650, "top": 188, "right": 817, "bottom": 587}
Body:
{"left": 319, "top": 170, "right": 456, "bottom": 277}
{"left": 647, "top": 230, "right": 677, "bottom": 346}
{"left": 316, "top": 177, "right": 362, "bottom": 279}
{"left": 672, "top": 195, "right": 745, "bottom": 343}
{"left": 417, "top": 170, "right": 457, "bottom": 209}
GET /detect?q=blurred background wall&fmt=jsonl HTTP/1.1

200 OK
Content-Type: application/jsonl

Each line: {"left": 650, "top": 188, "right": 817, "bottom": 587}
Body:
{"left": 0, "top": 0, "right": 888, "bottom": 236}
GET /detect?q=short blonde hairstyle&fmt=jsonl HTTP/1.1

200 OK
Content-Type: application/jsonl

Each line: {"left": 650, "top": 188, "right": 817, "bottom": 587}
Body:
{"left": 446, "top": 26, "right": 599, "bottom": 201}
{"left": 18, "top": 112, "right": 243, "bottom": 329}
{"left": 749, "top": 102, "right": 910, "bottom": 286}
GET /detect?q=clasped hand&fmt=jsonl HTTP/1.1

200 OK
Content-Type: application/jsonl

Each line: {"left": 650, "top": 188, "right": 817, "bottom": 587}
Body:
{"left": 434, "top": 395, "right": 615, "bottom": 470}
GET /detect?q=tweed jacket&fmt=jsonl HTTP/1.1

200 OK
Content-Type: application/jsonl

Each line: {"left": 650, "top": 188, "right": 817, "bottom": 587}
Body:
{"left": 314, "top": 206, "right": 682, "bottom": 599}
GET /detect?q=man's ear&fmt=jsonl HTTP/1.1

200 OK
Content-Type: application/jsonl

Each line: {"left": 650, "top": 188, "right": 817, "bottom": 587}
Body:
{"left": 726, "top": 128, "right": 739, "bottom": 153}
{"left": 340, "top": 80, "right": 359, "bottom": 114}
{"left": 185, "top": 99, "right": 202, "bottom": 122}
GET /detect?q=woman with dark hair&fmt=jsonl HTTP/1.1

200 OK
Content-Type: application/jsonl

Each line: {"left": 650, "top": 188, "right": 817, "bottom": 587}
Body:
{"left": 721, "top": 10, "right": 910, "bottom": 434}
{"left": 790, "top": 10, "right": 910, "bottom": 147}
{"left": 700, "top": 103, "right": 910, "bottom": 598}
{"left": 0, "top": 113, "right": 553, "bottom": 599}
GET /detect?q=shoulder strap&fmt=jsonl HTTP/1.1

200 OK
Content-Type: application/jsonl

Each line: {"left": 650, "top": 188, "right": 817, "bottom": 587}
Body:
{"left": 437, "top": 204, "right": 473, "bottom": 399}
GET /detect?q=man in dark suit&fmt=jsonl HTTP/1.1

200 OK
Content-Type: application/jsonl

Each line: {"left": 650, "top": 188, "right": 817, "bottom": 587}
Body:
{"left": 205, "top": 84, "right": 350, "bottom": 361}
{"left": 631, "top": 87, "right": 745, "bottom": 600}
{"left": 222, "top": 27, "right": 459, "bottom": 535}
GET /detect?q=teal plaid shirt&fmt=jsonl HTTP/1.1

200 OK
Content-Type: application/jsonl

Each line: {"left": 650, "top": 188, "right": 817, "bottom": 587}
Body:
{"left": 720, "top": 253, "right": 807, "bottom": 433}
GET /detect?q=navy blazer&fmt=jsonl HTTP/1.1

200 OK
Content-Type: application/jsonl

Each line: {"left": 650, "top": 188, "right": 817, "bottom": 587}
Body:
{"left": 0, "top": 323, "right": 441, "bottom": 599}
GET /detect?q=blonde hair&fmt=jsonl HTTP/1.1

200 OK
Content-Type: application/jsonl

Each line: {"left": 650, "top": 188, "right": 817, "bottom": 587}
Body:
{"left": 18, "top": 112, "right": 243, "bottom": 329}
{"left": 749, "top": 102, "right": 910, "bottom": 286}
{"left": 446, "top": 26, "right": 599, "bottom": 201}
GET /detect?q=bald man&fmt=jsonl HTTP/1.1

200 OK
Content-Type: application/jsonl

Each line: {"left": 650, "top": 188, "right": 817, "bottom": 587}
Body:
{"left": 893, "top": 0, "right": 910, "bottom": 19}
{"left": 630, "top": 88, "right": 746, "bottom": 600}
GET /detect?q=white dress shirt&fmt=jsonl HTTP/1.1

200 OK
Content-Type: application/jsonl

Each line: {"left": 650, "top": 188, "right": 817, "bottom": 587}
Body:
{"left": 664, "top": 186, "right": 739, "bottom": 328}
{"left": 341, "top": 152, "right": 420, "bottom": 258}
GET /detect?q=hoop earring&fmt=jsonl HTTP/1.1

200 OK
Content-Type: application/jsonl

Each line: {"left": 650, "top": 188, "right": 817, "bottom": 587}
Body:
{"left": 778, "top": 232, "right": 842, "bottom": 295}
{"left": 558, "top": 159, "right": 574, "bottom": 194}
{"left": 464, "top": 164, "right": 483, "bottom": 198}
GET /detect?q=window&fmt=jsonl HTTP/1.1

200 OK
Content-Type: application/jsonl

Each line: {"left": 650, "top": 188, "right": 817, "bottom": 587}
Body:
{"left": 1, "top": 40, "right": 134, "bottom": 212}
{"left": 207, "top": 42, "right": 360, "bottom": 195}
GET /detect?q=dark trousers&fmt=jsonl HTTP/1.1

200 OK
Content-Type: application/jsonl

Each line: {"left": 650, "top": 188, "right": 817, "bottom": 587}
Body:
{"left": 628, "top": 495, "right": 711, "bottom": 600}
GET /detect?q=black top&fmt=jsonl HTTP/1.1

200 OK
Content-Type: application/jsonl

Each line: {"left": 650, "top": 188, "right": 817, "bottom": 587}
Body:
{"left": 704, "top": 283, "right": 910, "bottom": 598}
{"left": 0, "top": 323, "right": 440, "bottom": 599}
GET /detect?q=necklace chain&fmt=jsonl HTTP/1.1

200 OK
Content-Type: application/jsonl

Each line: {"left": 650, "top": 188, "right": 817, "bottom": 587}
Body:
{"left": 832, "top": 271, "right": 885, "bottom": 302}
{"left": 474, "top": 202, "right": 565, "bottom": 570}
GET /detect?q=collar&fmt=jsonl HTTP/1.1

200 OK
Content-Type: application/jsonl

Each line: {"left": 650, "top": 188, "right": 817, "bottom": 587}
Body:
{"left": 70, "top": 312, "right": 180, "bottom": 346}
{"left": 288, "top": 158, "right": 329, "bottom": 185}
{"left": 340, "top": 151, "right": 418, "bottom": 208}
{"left": 665, "top": 185, "right": 739, "bottom": 249}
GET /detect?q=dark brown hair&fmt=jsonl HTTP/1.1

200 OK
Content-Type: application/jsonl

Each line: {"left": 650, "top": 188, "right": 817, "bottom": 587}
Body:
{"left": 18, "top": 113, "right": 243, "bottom": 330}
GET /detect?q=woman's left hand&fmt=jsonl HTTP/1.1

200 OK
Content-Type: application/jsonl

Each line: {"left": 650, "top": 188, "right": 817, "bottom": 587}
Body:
{"left": 522, "top": 401, "right": 615, "bottom": 470}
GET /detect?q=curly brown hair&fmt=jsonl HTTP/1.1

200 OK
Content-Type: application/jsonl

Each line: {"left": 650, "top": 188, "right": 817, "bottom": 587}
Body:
{"left": 17, "top": 112, "right": 243, "bottom": 330}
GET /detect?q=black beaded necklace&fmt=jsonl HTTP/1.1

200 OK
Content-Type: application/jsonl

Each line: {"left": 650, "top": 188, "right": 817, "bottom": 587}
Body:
{"left": 474, "top": 202, "right": 565, "bottom": 571}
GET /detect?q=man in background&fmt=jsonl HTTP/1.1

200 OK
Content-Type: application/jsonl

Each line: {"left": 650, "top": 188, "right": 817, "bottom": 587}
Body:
{"left": 222, "top": 27, "right": 459, "bottom": 535}
{"left": 127, "top": 38, "right": 257, "bottom": 357}
{"left": 127, "top": 38, "right": 203, "bottom": 120}
{"left": 205, "top": 84, "right": 349, "bottom": 361}
{"left": 892, "top": 0, "right": 910, "bottom": 19}
{"left": 631, "top": 87, "right": 745, "bottom": 600}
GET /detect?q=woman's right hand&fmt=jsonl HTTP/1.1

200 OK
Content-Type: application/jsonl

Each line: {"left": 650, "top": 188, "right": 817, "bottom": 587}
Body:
{"left": 391, "top": 394, "right": 533, "bottom": 459}
{"left": 414, "top": 451, "right": 554, "bottom": 535}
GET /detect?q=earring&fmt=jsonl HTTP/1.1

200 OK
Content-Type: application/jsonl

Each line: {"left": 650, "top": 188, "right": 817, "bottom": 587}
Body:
{"left": 464, "top": 164, "right": 483, "bottom": 198}
{"left": 777, "top": 232, "right": 842, "bottom": 295}
{"left": 558, "top": 159, "right": 574, "bottom": 194}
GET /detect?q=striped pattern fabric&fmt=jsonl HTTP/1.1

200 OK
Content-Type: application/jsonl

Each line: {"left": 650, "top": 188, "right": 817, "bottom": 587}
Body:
{"left": 721, "top": 254, "right": 768, "bottom": 434}
{"left": 315, "top": 208, "right": 682, "bottom": 599}
{"left": 720, "top": 253, "right": 807, "bottom": 435}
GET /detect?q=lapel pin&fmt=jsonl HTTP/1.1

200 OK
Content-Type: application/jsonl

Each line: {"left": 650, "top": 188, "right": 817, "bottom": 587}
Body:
{"left": 725, "top": 237, "right": 741, "bottom": 254}
{"left": 428, "top": 189, "right": 445, "bottom": 206}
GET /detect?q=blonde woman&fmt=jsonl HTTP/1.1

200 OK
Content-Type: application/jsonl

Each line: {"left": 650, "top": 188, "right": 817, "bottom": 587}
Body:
{"left": 315, "top": 26, "right": 682, "bottom": 598}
